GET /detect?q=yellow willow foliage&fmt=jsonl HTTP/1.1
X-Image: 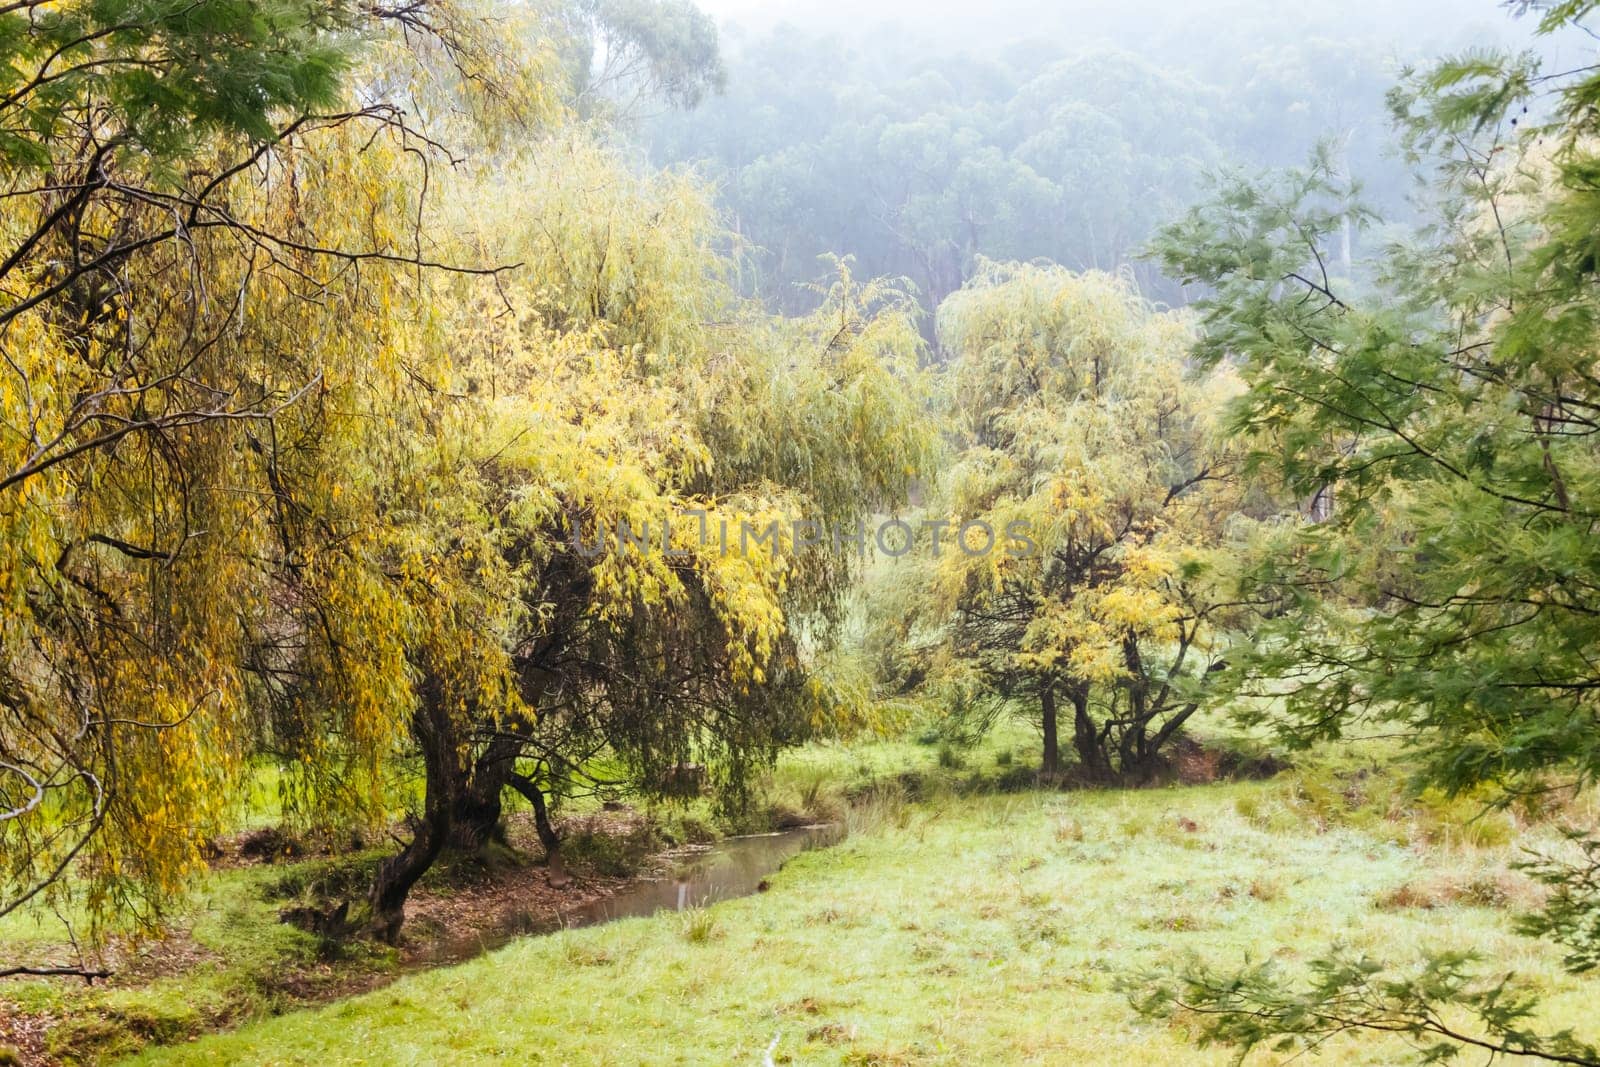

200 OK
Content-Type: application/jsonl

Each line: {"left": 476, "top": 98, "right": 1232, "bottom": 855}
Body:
{"left": 368, "top": 0, "right": 568, "bottom": 148}
{"left": 3, "top": 24, "right": 932, "bottom": 924}
{"left": 228, "top": 129, "right": 539, "bottom": 830}
{"left": 428, "top": 138, "right": 935, "bottom": 727}
{"left": 448, "top": 134, "right": 728, "bottom": 360}
{"left": 440, "top": 139, "right": 934, "bottom": 528}
{"left": 0, "top": 5, "right": 558, "bottom": 927}
{"left": 0, "top": 249, "right": 267, "bottom": 918}
{"left": 452, "top": 318, "right": 793, "bottom": 689}
{"left": 929, "top": 261, "right": 1247, "bottom": 691}
{"left": 697, "top": 258, "right": 937, "bottom": 519}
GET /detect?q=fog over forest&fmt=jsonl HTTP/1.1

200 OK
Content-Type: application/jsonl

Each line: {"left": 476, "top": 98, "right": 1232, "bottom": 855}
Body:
{"left": 694, "top": 0, "right": 1512, "bottom": 54}
{"left": 639, "top": 0, "right": 1585, "bottom": 314}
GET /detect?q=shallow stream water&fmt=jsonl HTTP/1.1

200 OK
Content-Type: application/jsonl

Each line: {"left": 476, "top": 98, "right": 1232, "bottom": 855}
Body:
{"left": 411, "top": 823, "right": 843, "bottom": 966}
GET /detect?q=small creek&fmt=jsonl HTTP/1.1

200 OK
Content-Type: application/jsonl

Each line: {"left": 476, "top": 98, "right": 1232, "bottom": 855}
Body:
{"left": 411, "top": 823, "right": 844, "bottom": 966}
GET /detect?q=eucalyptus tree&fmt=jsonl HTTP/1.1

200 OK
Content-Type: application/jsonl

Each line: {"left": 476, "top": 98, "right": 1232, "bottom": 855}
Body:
{"left": 1134, "top": 3, "right": 1600, "bottom": 1060}
{"left": 644, "top": 21, "right": 1418, "bottom": 319}
{"left": 559, "top": 0, "right": 727, "bottom": 120}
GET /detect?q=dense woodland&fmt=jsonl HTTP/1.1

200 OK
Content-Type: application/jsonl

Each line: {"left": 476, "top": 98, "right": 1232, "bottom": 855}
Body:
{"left": 644, "top": 2, "right": 1521, "bottom": 311}
{"left": 2, "top": 0, "right": 1600, "bottom": 1063}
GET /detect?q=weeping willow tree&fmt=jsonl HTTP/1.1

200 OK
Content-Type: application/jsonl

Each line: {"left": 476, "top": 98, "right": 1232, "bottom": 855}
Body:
{"left": 344, "top": 140, "right": 937, "bottom": 936}
{"left": 0, "top": 0, "right": 564, "bottom": 944}
{"left": 883, "top": 262, "right": 1259, "bottom": 781}
{"left": 0, "top": 0, "right": 939, "bottom": 945}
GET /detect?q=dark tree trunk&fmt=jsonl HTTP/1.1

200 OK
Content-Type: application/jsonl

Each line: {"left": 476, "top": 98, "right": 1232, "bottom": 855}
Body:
{"left": 447, "top": 789, "right": 504, "bottom": 852}
{"left": 509, "top": 772, "right": 568, "bottom": 887}
{"left": 1069, "top": 684, "right": 1113, "bottom": 783}
{"left": 1040, "top": 685, "right": 1060, "bottom": 779}
{"left": 447, "top": 734, "right": 524, "bottom": 852}
{"left": 368, "top": 679, "right": 459, "bottom": 942}
{"left": 1118, "top": 634, "right": 1149, "bottom": 774}
{"left": 1124, "top": 658, "right": 1229, "bottom": 782}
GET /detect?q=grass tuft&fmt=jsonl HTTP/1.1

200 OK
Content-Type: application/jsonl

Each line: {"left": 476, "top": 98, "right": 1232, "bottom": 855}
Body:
{"left": 680, "top": 906, "right": 720, "bottom": 944}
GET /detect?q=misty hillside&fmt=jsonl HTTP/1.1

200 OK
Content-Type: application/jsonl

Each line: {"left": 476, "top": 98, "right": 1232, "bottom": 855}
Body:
{"left": 643, "top": 0, "right": 1572, "bottom": 313}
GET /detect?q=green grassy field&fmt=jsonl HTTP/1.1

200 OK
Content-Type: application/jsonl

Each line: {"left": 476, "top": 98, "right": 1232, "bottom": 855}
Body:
{"left": 119, "top": 767, "right": 1600, "bottom": 1066}
{"left": 0, "top": 724, "right": 1036, "bottom": 1063}
{"left": 5, "top": 724, "right": 1596, "bottom": 1065}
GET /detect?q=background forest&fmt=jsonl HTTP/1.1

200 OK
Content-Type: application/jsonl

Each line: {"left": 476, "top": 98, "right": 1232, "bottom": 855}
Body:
{"left": 645, "top": 0, "right": 1535, "bottom": 310}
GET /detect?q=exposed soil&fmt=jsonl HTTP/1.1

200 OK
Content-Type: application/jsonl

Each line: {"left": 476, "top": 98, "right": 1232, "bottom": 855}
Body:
{"left": 398, "top": 851, "right": 633, "bottom": 960}
{"left": 0, "top": 1011, "right": 52, "bottom": 1065}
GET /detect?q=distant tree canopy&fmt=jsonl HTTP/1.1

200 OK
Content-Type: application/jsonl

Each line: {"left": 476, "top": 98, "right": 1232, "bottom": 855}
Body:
{"left": 645, "top": 22, "right": 1426, "bottom": 317}
{"left": 559, "top": 0, "right": 727, "bottom": 119}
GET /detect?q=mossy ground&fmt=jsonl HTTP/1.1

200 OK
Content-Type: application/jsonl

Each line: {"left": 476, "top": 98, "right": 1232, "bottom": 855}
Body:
{"left": 122, "top": 751, "right": 1600, "bottom": 1065}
